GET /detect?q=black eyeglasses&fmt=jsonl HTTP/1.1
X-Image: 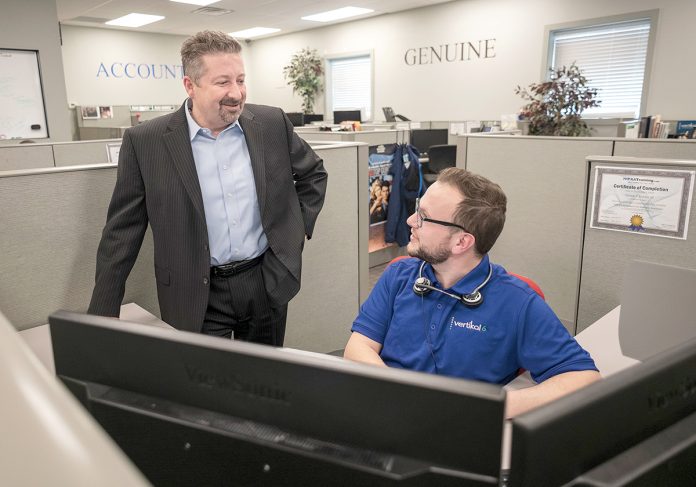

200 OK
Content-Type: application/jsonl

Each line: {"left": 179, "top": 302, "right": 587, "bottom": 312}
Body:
{"left": 414, "top": 198, "right": 469, "bottom": 232}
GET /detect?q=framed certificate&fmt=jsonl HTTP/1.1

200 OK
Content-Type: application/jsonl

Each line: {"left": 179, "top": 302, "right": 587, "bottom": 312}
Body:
{"left": 590, "top": 166, "right": 695, "bottom": 239}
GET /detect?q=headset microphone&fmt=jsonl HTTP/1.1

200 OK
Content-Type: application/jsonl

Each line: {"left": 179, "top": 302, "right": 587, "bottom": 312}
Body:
{"left": 412, "top": 261, "right": 492, "bottom": 307}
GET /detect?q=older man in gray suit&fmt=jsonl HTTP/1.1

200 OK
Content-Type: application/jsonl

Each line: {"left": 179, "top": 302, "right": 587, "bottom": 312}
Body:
{"left": 89, "top": 31, "right": 327, "bottom": 346}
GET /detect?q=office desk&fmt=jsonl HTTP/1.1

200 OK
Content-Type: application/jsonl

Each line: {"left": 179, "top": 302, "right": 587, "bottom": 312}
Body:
{"left": 502, "top": 305, "right": 640, "bottom": 469}
{"left": 19, "top": 303, "right": 171, "bottom": 374}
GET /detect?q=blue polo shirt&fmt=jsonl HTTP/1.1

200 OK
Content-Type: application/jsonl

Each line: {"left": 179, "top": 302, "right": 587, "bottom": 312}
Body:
{"left": 352, "top": 256, "right": 597, "bottom": 384}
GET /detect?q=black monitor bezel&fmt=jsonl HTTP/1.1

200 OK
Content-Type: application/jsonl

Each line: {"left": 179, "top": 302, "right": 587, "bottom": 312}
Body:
{"left": 333, "top": 109, "right": 362, "bottom": 124}
{"left": 509, "top": 336, "right": 696, "bottom": 487}
{"left": 49, "top": 310, "right": 506, "bottom": 480}
{"left": 409, "top": 129, "right": 449, "bottom": 154}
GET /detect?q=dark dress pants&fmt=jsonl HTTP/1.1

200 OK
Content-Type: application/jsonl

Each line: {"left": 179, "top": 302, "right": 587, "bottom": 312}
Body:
{"left": 201, "top": 263, "right": 287, "bottom": 346}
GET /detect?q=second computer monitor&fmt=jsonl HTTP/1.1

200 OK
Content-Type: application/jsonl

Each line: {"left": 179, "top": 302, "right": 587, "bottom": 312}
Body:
{"left": 509, "top": 336, "right": 696, "bottom": 487}
{"left": 333, "top": 109, "right": 362, "bottom": 124}
{"left": 410, "top": 129, "right": 449, "bottom": 155}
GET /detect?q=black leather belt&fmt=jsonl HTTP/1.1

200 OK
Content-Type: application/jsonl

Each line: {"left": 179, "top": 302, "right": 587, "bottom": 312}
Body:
{"left": 211, "top": 253, "right": 264, "bottom": 278}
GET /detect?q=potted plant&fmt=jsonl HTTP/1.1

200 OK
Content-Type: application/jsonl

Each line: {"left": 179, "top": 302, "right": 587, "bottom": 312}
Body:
{"left": 515, "top": 63, "right": 601, "bottom": 136}
{"left": 283, "top": 47, "right": 324, "bottom": 115}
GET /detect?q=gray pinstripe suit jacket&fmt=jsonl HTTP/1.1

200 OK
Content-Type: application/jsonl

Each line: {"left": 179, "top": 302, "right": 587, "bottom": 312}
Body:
{"left": 88, "top": 102, "right": 327, "bottom": 332}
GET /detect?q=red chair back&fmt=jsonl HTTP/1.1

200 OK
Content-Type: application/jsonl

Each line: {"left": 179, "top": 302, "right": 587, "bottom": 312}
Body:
{"left": 508, "top": 272, "right": 545, "bottom": 300}
{"left": 388, "top": 258, "right": 546, "bottom": 300}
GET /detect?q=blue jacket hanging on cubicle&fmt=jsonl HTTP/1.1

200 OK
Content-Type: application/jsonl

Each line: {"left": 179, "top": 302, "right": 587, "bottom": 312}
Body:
{"left": 385, "top": 144, "right": 424, "bottom": 247}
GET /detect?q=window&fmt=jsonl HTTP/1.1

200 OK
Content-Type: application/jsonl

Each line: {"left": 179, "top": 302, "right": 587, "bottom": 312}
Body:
{"left": 326, "top": 53, "right": 372, "bottom": 121}
{"left": 548, "top": 15, "right": 654, "bottom": 118}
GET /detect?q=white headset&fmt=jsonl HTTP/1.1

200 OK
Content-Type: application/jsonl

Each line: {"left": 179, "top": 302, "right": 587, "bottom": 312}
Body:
{"left": 412, "top": 260, "right": 493, "bottom": 307}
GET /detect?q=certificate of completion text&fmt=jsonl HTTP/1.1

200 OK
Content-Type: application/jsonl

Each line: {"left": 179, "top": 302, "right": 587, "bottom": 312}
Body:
{"left": 590, "top": 166, "right": 695, "bottom": 239}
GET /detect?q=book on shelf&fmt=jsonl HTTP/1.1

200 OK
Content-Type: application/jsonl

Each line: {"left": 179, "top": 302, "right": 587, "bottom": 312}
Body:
{"left": 639, "top": 116, "right": 652, "bottom": 138}
{"left": 622, "top": 119, "right": 641, "bottom": 138}
{"left": 676, "top": 120, "right": 696, "bottom": 136}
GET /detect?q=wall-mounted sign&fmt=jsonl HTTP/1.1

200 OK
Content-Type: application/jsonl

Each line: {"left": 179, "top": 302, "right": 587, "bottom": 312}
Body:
{"left": 96, "top": 62, "right": 183, "bottom": 80}
{"left": 404, "top": 39, "right": 496, "bottom": 66}
{"left": 590, "top": 166, "right": 695, "bottom": 240}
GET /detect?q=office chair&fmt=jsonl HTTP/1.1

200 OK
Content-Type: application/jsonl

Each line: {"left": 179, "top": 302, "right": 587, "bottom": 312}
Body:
{"left": 422, "top": 144, "right": 456, "bottom": 185}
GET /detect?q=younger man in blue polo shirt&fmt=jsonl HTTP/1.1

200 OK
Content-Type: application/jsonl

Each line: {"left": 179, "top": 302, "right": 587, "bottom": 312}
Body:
{"left": 345, "top": 168, "right": 599, "bottom": 417}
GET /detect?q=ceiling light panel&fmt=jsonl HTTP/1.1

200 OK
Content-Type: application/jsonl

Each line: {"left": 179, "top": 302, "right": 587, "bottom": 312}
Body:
{"left": 105, "top": 13, "right": 165, "bottom": 28}
{"left": 229, "top": 27, "right": 281, "bottom": 38}
{"left": 169, "top": 0, "right": 220, "bottom": 6}
{"left": 301, "top": 6, "right": 373, "bottom": 22}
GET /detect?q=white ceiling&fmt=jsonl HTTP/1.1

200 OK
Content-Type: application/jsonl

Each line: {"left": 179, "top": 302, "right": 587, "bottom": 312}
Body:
{"left": 56, "top": 0, "right": 454, "bottom": 39}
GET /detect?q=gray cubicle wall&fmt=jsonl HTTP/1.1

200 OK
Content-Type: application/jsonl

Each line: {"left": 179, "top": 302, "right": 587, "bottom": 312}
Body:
{"left": 613, "top": 139, "right": 696, "bottom": 160}
{"left": 576, "top": 156, "right": 696, "bottom": 332}
{"left": 52, "top": 139, "right": 118, "bottom": 166}
{"left": 295, "top": 128, "right": 409, "bottom": 146}
{"left": 0, "top": 142, "right": 368, "bottom": 353}
{"left": 0, "top": 164, "right": 159, "bottom": 330}
{"left": 296, "top": 129, "right": 409, "bottom": 267}
{"left": 0, "top": 145, "right": 55, "bottom": 171}
{"left": 0, "top": 139, "right": 121, "bottom": 170}
{"left": 465, "top": 136, "right": 614, "bottom": 332}
{"left": 285, "top": 142, "right": 369, "bottom": 352}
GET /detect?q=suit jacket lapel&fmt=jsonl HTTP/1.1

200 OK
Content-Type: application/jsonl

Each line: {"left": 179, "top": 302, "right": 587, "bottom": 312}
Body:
{"left": 163, "top": 104, "right": 206, "bottom": 220}
{"left": 239, "top": 109, "right": 267, "bottom": 218}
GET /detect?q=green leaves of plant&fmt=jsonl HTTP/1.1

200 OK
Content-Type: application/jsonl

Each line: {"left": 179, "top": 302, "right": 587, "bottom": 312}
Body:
{"left": 515, "top": 63, "right": 601, "bottom": 136}
{"left": 283, "top": 48, "right": 324, "bottom": 114}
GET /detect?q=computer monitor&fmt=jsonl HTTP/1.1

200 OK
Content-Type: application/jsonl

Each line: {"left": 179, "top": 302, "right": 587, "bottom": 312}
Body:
{"left": 286, "top": 112, "right": 304, "bottom": 127}
{"left": 333, "top": 109, "right": 362, "bottom": 124}
{"left": 569, "top": 410, "right": 696, "bottom": 486}
{"left": 509, "top": 336, "right": 696, "bottom": 487}
{"left": 410, "top": 129, "right": 449, "bottom": 155}
{"left": 382, "top": 107, "right": 410, "bottom": 122}
{"left": 50, "top": 310, "right": 506, "bottom": 486}
{"left": 303, "top": 113, "right": 324, "bottom": 124}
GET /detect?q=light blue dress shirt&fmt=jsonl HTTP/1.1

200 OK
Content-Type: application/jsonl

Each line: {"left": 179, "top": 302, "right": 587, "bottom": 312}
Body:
{"left": 185, "top": 104, "right": 268, "bottom": 265}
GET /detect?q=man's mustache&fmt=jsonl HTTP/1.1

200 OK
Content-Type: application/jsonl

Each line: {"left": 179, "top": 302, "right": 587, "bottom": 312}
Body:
{"left": 220, "top": 97, "right": 241, "bottom": 106}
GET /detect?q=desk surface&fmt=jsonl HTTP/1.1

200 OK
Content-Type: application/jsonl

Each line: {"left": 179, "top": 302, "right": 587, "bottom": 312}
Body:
{"left": 18, "top": 303, "right": 170, "bottom": 374}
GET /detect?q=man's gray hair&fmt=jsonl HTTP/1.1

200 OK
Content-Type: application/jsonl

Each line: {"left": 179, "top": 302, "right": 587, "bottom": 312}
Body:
{"left": 181, "top": 30, "right": 242, "bottom": 83}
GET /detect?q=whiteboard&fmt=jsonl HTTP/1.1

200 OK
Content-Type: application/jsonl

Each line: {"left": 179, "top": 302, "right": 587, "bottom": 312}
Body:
{"left": 0, "top": 49, "right": 49, "bottom": 140}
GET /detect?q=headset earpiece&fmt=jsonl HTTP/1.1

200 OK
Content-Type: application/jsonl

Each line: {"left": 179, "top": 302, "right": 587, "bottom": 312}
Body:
{"left": 413, "top": 277, "right": 431, "bottom": 296}
{"left": 460, "top": 291, "right": 483, "bottom": 307}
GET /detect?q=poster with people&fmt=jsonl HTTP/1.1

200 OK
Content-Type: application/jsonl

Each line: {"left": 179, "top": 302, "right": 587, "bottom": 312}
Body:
{"left": 368, "top": 144, "right": 396, "bottom": 252}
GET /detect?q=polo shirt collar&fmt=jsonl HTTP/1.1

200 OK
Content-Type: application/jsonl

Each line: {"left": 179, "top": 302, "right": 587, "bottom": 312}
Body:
{"left": 423, "top": 254, "right": 492, "bottom": 295}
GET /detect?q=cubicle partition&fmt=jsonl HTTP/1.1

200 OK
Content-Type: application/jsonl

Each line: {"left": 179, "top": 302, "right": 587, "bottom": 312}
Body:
{"left": 0, "top": 144, "right": 55, "bottom": 171}
{"left": 576, "top": 156, "right": 696, "bottom": 331}
{"left": 0, "top": 164, "right": 159, "bottom": 330}
{"left": 462, "top": 135, "right": 696, "bottom": 334}
{"left": 0, "top": 141, "right": 368, "bottom": 353}
{"left": 295, "top": 128, "right": 409, "bottom": 146}
{"left": 0, "top": 309, "right": 150, "bottom": 486}
{"left": 613, "top": 138, "right": 696, "bottom": 160}
{"left": 465, "top": 136, "right": 615, "bottom": 331}
{"left": 0, "top": 139, "right": 120, "bottom": 171}
{"left": 285, "top": 142, "right": 369, "bottom": 351}
{"left": 297, "top": 129, "right": 409, "bottom": 267}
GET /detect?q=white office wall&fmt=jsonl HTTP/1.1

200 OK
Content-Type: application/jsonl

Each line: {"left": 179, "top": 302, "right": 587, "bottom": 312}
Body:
{"left": 246, "top": 0, "right": 696, "bottom": 121}
{"left": 61, "top": 26, "right": 256, "bottom": 107}
{"left": 61, "top": 26, "right": 189, "bottom": 106}
{"left": 0, "top": 0, "right": 71, "bottom": 143}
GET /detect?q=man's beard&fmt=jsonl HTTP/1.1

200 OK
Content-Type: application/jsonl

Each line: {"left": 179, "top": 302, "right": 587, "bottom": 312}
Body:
{"left": 218, "top": 97, "right": 242, "bottom": 123}
{"left": 407, "top": 241, "right": 451, "bottom": 264}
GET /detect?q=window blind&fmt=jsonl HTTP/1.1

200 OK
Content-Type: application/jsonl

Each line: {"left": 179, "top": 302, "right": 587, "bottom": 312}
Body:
{"left": 550, "top": 19, "right": 650, "bottom": 118}
{"left": 328, "top": 55, "right": 372, "bottom": 121}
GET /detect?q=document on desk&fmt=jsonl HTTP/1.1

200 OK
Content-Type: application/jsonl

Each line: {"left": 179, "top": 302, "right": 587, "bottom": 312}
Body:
{"left": 590, "top": 166, "right": 695, "bottom": 239}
